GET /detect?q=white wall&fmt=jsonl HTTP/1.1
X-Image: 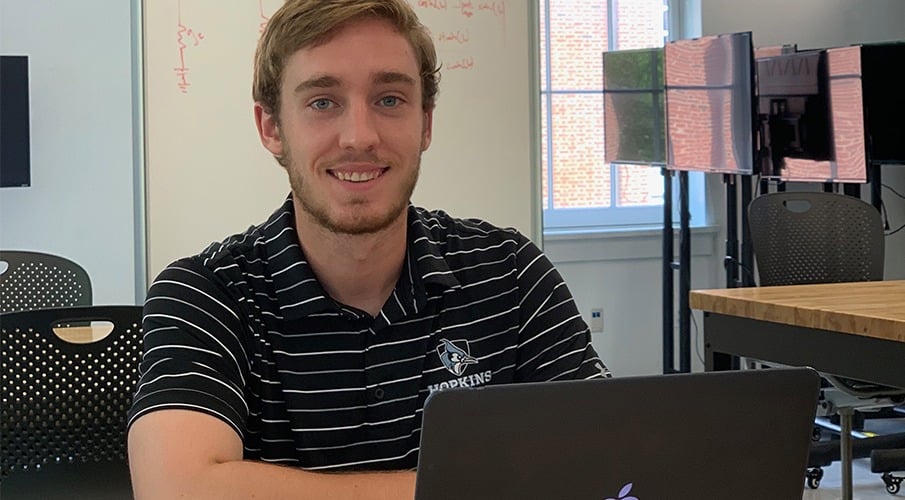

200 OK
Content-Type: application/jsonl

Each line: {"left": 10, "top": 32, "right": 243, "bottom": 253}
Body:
{"left": 0, "top": 0, "right": 141, "bottom": 304}
{"left": 702, "top": 0, "right": 905, "bottom": 49}
{"left": 545, "top": 229, "right": 722, "bottom": 377}
{"left": 547, "top": 0, "right": 905, "bottom": 378}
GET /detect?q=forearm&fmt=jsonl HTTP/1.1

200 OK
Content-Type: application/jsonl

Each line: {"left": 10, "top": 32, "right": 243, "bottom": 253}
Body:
{"left": 135, "top": 459, "right": 415, "bottom": 500}
{"left": 129, "top": 411, "right": 416, "bottom": 500}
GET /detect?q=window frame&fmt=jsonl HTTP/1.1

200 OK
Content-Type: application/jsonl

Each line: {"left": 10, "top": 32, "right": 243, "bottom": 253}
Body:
{"left": 539, "top": 0, "right": 706, "bottom": 233}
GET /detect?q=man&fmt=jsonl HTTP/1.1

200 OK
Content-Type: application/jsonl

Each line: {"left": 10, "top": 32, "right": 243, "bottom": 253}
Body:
{"left": 127, "top": 1, "right": 608, "bottom": 498}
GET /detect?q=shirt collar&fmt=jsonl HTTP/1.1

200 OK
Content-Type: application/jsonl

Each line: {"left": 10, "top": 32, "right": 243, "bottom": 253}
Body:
{"left": 261, "top": 197, "right": 460, "bottom": 321}
{"left": 261, "top": 196, "right": 333, "bottom": 320}
{"left": 406, "top": 205, "right": 461, "bottom": 292}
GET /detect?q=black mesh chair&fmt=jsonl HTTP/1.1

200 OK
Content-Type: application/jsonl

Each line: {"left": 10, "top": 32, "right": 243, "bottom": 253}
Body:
{"left": 0, "top": 250, "right": 92, "bottom": 313}
{"left": 748, "top": 191, "right": 884, "bottom": 286}
{"left": 748, "top": 191, "right": 905, "bottom": 493}
{"left": 0, "top": 305, "right": 143, "bottom": 499}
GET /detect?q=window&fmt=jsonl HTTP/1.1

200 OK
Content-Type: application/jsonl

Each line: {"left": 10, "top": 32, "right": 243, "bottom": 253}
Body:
{"left": 539, "top": 0, "right": 706, "bottom": 232}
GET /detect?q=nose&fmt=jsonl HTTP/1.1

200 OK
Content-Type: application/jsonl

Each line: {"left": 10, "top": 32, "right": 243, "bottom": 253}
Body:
{"left": 338, "top": 100, "right": 379, "bottom": 151}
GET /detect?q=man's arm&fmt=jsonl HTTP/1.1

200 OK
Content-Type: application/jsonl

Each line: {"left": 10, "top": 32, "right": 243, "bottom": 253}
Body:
{"left": 514, "top": 235, "right": 610, "bottom": 381}
{"left": 128, "top": 409, "right": 416, "bottom": 500}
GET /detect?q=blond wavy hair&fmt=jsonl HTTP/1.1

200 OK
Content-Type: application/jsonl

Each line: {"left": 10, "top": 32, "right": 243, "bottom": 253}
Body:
{"left": 253, "top": 0, "right": 440, "bottom": 122}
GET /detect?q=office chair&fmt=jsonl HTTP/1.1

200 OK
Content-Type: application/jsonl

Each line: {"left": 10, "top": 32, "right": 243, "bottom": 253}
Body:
{"left": 747, "top": 191, "right": 905, "bottom": 492}
{"left": 0, "top": 305, "right": 143, "bottom": 499}
{"left": 0, "top": 250, "right": 92, "bottom": 313}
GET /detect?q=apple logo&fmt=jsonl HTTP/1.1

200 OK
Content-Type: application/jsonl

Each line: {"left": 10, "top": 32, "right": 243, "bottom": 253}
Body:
{"left": 605, "top": 482, "right": 639, "bottom": 500}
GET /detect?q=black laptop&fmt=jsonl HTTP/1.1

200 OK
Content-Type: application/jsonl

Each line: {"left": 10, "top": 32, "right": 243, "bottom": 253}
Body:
{"left": 414, "top": 367, "right": 820, "bottom": 500}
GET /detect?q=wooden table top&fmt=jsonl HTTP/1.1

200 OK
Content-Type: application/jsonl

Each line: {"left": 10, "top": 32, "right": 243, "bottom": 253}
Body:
{"left": 689, "top": 280, "right": 905, "bottom": 343}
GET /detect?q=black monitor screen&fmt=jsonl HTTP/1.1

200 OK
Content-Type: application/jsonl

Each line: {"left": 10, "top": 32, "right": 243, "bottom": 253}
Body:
{"left": 664, "top": 32, "right": 756, "bottom": 174}
{"left": 756, "top": 50, "right": 832, "bottom": 178}
{"left": 862, "top": 42, "right": 905, "bottom": 165}
{"left": 1, "top": 55, "right": 31, "bottom": 188}
{"left": 761, "top": 46, "right": 866, "bottom": 183}
{"left": 602, "top": 48, "right": 666, "bottom": 165}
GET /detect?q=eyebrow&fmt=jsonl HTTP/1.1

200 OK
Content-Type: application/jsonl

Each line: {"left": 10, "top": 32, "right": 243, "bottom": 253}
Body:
{"left": 373, "top": 71, "right": 417, "bottom": 87}
{"left": 293, "top": 71, "right": 416, "bottom": 95}
{"left": 293, "top": 75, "right": 341, "bottom": 95}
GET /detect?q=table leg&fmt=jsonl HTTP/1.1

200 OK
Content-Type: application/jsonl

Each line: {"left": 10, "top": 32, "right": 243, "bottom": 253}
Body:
{"left": 840, "top": 407, "right": 854, "bottom": 500}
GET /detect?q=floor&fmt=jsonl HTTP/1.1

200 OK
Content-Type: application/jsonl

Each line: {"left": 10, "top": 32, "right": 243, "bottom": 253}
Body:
{"left": 801, "top": 458, "right": 901, "bottom": 499}
{"left": 800, "top": 416, "right": 905, "bottom": 499}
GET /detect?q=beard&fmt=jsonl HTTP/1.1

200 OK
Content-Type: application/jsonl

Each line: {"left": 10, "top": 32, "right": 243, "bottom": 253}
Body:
{"left": 285, "top": 147, "right": 420, "bottom": 235}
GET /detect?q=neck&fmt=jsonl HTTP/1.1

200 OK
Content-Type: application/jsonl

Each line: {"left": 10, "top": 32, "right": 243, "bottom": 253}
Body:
{"left": 293, "top": 202, "right": 408, "bottom": 317}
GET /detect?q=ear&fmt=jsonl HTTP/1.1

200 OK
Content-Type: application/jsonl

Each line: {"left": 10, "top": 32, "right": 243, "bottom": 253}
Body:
{"left": 254, "top": 102, "right": 283, "bottom": 156}
{"left": 421, "top": 108, "right": 433, "bottom": 151}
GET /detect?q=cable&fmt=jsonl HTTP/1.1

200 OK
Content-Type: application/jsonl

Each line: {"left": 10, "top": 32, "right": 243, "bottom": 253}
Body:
{"left": 887, "top": 221, "right": 905, "bottom": 237}
{"left": 690, "top": 310, "right": 705, "bottom": 367}
{"left": 880, "top": 184, "right": 903, "bottom": 236}
{"left": 883, "top": 183, "right": 905, "bottom": 201}
{"left": 723, "top": 255, "right": 757, "bottom": 285}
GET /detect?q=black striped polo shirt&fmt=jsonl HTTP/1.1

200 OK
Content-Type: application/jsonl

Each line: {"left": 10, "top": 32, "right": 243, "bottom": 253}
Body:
{"left": 128, "top": 196, "right": 608, "bottom": 471}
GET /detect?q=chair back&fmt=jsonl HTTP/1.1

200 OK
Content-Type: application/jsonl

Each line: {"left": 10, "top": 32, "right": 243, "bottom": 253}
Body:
{"left": 0, "top": 305, "right": 143, "bottom": 494}
{"left": 747, "top": 192, "right": 884, "bottom": 286}
{"left": 0, "top": 250, "right": 92, "bottom": 313}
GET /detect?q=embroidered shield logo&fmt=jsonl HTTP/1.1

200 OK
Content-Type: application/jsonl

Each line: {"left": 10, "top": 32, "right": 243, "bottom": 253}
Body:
{"left": 436, "top": 338, "right": 478, "bottom": 376}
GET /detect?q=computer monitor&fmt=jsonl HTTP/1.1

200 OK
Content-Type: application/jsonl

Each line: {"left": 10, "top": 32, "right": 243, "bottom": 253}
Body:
{"left": 1, "top": 55, "right": 31, "bottom": 188}
{"left": 756, "top": 50, "right": 832, "bottom": 178}
{"left": 754, "top": 44, "right": 797, "bottom": 59}
{"left": 761, "top": 41, "right": 905, "bottom": 182}
{"left": 761, "top": 46, "right": 867, "bottom": 183}
{"left": 861, "top": 41, "right": 905, "bottom": 165}
{"left": 602, "top": 47, "right": 666, "bottom": 165}
{"left": 664, "top": 31, "right": 756, "bottom": 175}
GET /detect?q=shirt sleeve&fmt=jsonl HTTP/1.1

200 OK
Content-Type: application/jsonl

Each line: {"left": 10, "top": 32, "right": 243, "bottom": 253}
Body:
{"left": 513, "top": 234, "right": 611, "bottom": 381}
{"left": 127, "top": 257, "right": 251, "bottom": 439}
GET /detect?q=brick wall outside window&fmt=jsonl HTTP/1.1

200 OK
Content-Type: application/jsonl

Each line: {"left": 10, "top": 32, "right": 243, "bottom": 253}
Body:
{"left": 540, "top": 0, "right": 667, "bottom": 211}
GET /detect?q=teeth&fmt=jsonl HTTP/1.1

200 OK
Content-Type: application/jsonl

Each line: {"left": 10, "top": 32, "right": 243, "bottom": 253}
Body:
{"left": 333, "top": 170, "right": 381, "bottom": 182}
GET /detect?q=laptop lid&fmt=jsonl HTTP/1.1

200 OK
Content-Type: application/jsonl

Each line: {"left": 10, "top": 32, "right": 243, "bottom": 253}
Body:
{"left": 414, "top": 367, "right": 820, "bottom": 500}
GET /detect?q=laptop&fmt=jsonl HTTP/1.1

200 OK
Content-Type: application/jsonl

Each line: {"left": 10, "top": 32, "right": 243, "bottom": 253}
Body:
{"left": 414, "top": 367, "right": 821, "bottom": 500}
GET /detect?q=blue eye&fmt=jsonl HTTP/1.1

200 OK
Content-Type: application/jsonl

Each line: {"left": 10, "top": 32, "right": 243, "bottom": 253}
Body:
{"left": 310, "top": 98, "right": 334, "bottom": 110}
{"left": 379, "top": 96, "right": 400, "bottom": 107}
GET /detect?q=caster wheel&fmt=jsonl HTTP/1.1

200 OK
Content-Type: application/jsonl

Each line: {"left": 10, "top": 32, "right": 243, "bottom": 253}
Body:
{"left": 806, "top": 468, "right": 823, "bottom": 490}
{"left": 881, "top": 472, "right": 901, "bottom": 494}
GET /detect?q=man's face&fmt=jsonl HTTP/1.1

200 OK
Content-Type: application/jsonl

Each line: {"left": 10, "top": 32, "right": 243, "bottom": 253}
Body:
{"left": 259, "top": 17, "right": 433, "bottom": 235}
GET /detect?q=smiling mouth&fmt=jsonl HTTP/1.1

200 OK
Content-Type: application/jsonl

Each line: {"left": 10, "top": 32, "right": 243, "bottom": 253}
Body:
{"left": 329, "top": 168, "right": 387, "bottom": 183}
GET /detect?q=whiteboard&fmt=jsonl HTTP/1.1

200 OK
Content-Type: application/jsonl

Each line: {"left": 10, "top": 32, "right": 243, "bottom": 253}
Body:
{"left": 142, "top": 0, "right": 540, "bottom": 282}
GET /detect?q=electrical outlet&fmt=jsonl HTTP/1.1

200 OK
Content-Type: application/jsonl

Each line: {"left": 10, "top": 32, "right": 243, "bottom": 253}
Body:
{"left": 590, "top": 308, "right": 604, "bottom": 333}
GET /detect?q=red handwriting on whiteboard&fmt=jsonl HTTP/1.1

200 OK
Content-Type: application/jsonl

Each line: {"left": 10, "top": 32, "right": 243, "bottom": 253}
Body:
{"left": 455, "top": 1, "right": 474, "bottom": 17}
{"left": 447, "top": 56, "right": 474, "bottom": 70}
{"left": 455, "top": 1, "right": 505, "bottom": 19}
{"left": 477, "top": 1, "right": 505, "bottom": 17}
{"left": 436, "top": 30, "right": 470, "bottom": 44}
{"left": 259, "top": 0, "right": 270, "bottom": 34}
{"left": 175, "top": 3, "right": 204, "bottom": 94}
{"left": 418, "top": 0, "right": 448, "bottom": 9}
{"left": 478, "top": 1, "right": 507, "bottom": 36}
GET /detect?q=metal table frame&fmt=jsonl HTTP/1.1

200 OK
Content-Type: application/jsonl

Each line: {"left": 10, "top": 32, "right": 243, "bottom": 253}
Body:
{"left": 704, "top": 312, "right": 905, "bottom": 500}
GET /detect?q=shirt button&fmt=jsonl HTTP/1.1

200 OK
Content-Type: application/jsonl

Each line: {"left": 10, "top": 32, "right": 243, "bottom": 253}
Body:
{"left": 374, "top": 387, "right": 385, "bottom": 400}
